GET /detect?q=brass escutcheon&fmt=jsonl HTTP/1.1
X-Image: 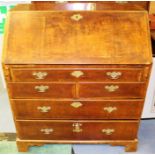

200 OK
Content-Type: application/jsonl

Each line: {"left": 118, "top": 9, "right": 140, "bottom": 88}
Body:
{"left": 37, "top": 106, "right": 51, "bottom": 113}
{"left": 106, "top": 71, "right": 122, "bottom": 79}
{"left": 71, "top": 14, "right": 83, "bottom": 21}
{"left": 105, "top": 85, "right": 119, "bottom": 92}
{"left": 72, "top": 123, "right": 83, "bottom": 133}
{"left": 103, "top": 106, "right": 117, "bottom": 113}
{"left": 71, "top": 71, "right": 84, "bottom": 78}
{"left": 40, "top": 128, "right": 54, "bottom": 134}
{"left": 70, "top": 102, "right": 83, "bottom": 108}
{"left": 35, "top": 85, "right": 49, "bottom": 92}
{"left": 32, "top": 71, "right": 48, "bottom": 80}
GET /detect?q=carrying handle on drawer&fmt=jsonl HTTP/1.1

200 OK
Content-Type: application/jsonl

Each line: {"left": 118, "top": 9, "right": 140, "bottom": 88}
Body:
{"left": 32, "top": 72, "right": 48, "bottom": 80}
{"left": 105, "top": 85, "right": 119, "bottom": 92}
{"left": 106, "top": 71, "right": 122, "bottom": 79}
{"left": 103, "top": 106, "right": 117, "bottom": 113}
{"left": 37, "top": 106, "right": 51, "bottom": 113}
{"left": 35, "top": 85, "right": 49, "bottom": 92}
{"left": 102, "top": 128, "right": 115, "bottom": 135}
{"left": 40, "top": 128, "right": 54, "bottom": 134}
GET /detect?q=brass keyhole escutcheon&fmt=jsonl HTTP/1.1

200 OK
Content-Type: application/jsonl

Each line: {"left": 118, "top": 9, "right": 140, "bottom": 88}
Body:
{"left": 71, "top": 71, "right": 84, "bottom": 78}
{"left": 70, "top": 102, "right": 83, "bottom": 108}
{"left": 71, "top": 14, "right": 83, "bottom": 21}
{"left": 72, "top": 123, "right": 83, "bottom": 133}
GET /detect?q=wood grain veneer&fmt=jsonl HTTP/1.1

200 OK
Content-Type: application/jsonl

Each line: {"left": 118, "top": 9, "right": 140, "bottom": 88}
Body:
{"left": 2, "top": 1, "right": 152, "bottom": 152}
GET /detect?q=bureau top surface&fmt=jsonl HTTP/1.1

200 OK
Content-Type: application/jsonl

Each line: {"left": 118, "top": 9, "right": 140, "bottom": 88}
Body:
{"left": 2, "top": 5, "right": 152, "bottom": 65}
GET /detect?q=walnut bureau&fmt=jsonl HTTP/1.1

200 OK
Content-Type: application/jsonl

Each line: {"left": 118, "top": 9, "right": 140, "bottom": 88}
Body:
{"left": 2, "top": 2, "right": 152, "bottom": 152}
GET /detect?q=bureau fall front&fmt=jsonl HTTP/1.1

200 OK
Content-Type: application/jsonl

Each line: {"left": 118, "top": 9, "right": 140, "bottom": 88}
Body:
{"left": 2, "top": 2, "right": 152, "bottom": 152}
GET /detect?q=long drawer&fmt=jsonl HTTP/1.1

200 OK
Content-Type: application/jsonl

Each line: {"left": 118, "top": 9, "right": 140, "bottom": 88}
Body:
{"left": 16, "top": 120, "right": 139, "bottom": 140}
{"left": 12, "top": 99, "right": 143, "bottom": 119}
{"left": 8, "top": 82, "right": 146, "bottom": 99}
{"left": 10, "top": 67, "right": 145, "bottom": 82}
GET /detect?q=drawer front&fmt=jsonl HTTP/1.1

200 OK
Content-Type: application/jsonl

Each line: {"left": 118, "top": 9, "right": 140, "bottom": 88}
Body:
{"left": 16, "top": 120, "right": 138, "bottom": 140}
{"left": 79, "top": 83, "right": 146, "bottom": 99}
{"left": 12, "top": 100, "right": 143, "bottom": 119}
{"left": 8, "top": 83, "right": 75, "bottom": 99}
{"left": 10, "top": 68, "right": 144, "bottom": 82}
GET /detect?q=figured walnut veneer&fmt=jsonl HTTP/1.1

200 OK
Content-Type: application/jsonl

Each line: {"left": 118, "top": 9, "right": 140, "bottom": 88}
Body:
{"left": 2, "top": 2, "right": 152, "bottom": 152}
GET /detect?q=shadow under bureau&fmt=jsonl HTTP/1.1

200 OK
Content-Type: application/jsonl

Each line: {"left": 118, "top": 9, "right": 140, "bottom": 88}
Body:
{"left": 2, "top": 2, "right": 152, "bottom": 152}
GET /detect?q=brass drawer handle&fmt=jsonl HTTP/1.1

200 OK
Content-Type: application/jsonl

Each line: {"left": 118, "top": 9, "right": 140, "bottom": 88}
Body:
{"left": 72, "top": 123, "right": 83, "bottom": 133}
{"left": 71, "top": 14, "right": 83, "bottom": 21}
{"left": 105, "top": 85, "right": 119, "bottom": 92}
{"left": 32, "top": 72, "right": 48, "bottom": 80}
{"left": 37, "top": 106, "right": 51, "bottom": 113}
{"left": 102, "top": 129, "right": 115, "bottom": 135}
{"left": 106, "top": 72, "right": 122, "bottom": 79}
{"left": 71, "top": 71, "right": 84, "bottom": 78}
{"left": 41, "top": 128, "right": 53, "bottom": 134}
{"left": 103, "top": 106, "right": 117, "bottom": 113}
{"left": 35, "top": 85, "right": 49, "bottom": 92}
{"left": 70, "top": 102, "right": 83, "bottom": 108}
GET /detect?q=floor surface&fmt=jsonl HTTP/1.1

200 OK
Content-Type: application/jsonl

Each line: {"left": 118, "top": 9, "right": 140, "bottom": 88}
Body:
{"left": 0, "top": 141, "right": 72, "bottom": 154}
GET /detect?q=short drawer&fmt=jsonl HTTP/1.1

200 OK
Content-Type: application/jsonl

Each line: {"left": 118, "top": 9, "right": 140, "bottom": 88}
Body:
{"left": 8, "top": 83, "right": 75, "bottom": 99}
{"left": 12, "top": 100, "right": 143, "bottom": 119}
{"left": 10, "top": 68, "right": 144, "bottom": 82}
{"left": 79, "top": 83, "right": 146, "bottom": 99}
{"left": 16, "top": 120, "right": 139, "bottom": 140}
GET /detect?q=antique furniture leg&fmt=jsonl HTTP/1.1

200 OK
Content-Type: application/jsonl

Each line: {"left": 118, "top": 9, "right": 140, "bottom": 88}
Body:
{"left": 16, "top": 140, "right": 29, "bottom": 152}
{"left": 16, "top": 139, "right": 138, "bottom": 152}
{"left": 16, "top": 139, "right": 44, "bottom": 152}
{"left": 109, "top": 139, "right": 138, "bottom": 152}
{"left": 125, "top": 139, "right": 138, "bottom": 152}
